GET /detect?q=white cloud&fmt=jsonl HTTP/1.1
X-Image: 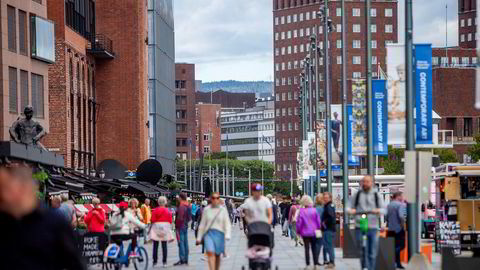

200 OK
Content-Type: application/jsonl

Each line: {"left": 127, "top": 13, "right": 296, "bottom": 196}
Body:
{"left": 175, "top": 0, "right": 460, "bottom": 82}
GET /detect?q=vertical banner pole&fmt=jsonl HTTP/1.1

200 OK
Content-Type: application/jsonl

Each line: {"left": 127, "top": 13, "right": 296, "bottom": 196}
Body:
{"left": 365, "top": 0, "right": 374, "bottom": 176}
{"left": 341, "top": 0, "right": 349, "bottom": 230}
{"left": 324, "top": 0, "right": 333, "bottom": 193}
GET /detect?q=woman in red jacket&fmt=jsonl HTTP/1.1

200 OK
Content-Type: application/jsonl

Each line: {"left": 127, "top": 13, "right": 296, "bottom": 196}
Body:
{"left": 84, "top": 198, "right": 106, "bottom": 233}
{"left": 150, "top": 196, "right": 173, "bottom": 267}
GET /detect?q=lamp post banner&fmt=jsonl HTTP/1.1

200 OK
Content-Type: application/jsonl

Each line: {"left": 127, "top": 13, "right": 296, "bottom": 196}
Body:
{"left": 386, "top": 44, "right": 406, "bottom": 145}
{"left": 372, "top": 80, "right": 388, "bottom": 155}
{"left": 315, "top": 120, "right": 327, "bottom": 169}
{"left": 302, "top": 133, "right": 316, "bottom": 179}
{"left": 351, "top": 79, "right": 367, "bottom": 155}
{"left": 414, "top": 44, "right": 433, "bottom": 145}
{"left": 330, "top": 105, "right": 343, "bottom": 165}
{"left": 347, "top": 105, "right": 360, "bottom": 166}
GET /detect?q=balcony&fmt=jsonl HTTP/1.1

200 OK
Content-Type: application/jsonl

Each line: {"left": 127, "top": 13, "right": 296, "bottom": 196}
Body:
{"left": 87, "top": 34, "right": 115, "bottom": 59}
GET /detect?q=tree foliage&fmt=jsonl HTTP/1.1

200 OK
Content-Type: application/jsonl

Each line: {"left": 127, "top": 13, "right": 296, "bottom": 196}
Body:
{"left": 379, "top": 146, "right": 404, "bottom": 175}
{"left": 468, "top": 134, "right": 480, "bottom": 162}
{"left": 434, "top": 148, "right": 458, "bottom": 163}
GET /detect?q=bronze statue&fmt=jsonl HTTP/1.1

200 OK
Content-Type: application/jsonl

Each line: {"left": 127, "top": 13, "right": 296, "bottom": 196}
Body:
{"left": 9, "top": 106, "right": 46, "bottom": 149}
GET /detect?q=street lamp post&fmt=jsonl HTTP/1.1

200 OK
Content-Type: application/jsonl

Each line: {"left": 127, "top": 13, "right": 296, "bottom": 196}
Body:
{"left": 289, "top": 166, "right": 294, "bottom": 196}
{"left": 244, "top": 168, "right": 251, "bottom": 197}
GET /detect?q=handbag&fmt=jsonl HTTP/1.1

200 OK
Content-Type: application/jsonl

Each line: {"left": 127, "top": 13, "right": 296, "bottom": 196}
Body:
{"left": 200, "top": 208, "right": 223, "bottom": 244}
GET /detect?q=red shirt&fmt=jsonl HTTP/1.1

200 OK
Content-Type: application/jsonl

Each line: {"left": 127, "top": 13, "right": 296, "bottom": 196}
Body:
{"left": 151, "top": 207, "right": 173, "bottom": 223}
{"left": 84, "top": 208, "right": 106, "bottom": 233}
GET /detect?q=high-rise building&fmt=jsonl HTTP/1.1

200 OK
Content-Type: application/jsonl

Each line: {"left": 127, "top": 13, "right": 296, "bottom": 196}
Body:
{"left": 46, "top": 0, "right": 99, "bottom": 170}
{"left": 458, "top": 0, "right": 477, "bottom": 48}
{"left": 273, "top": 0, "right": 398, "bottom": 179}
{"left": 148, "top": 0, "right": 176, "bottom": 175}
{"left": 1, "top": 0, "right": 54, "bottom": 141}
{"left": 175, "top": 63, "right": 196, "bottom": 160}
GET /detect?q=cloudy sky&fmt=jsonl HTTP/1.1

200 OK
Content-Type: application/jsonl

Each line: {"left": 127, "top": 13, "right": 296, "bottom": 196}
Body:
{"left": 174, "top": 0, "right": 459, "bottom": 82}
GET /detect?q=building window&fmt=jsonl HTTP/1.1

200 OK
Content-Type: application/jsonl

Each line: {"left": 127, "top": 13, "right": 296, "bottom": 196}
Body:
{"left": 204, "top": 133, "right": 210, "bottom": 141}
{"left": 281, "top": 32, "right": 285, "bottom": 40}
{"left": 293, "top": 30, "right": 297, "bottom": 38}
{"left": 385, "top": 25, "right": 393, "bottom": 33}
{"left": 432, "top": 57, "right": 439, "bottom": 66}
{"left": 337, "top": 40, "right": 342, "bottom": 49}
{"left": 300, "top": 13, "right": 303, "bottom": 21}
{"left": 31, "top": 73, "right": 44, "bottom": 118}
{"left": 275, "top": 63, "right": 279, "bottom": 71}
{"left": 276, "top": 93, "right": 280, "bottom": 101}
{"left": 306, "top": 11, "right": 310, "bottom": 20}
{"left": 336, "top": 8, "right": 342, "bottom": 17}
{"left": 281, "top": 16, "right": 285, "bottom": 24}
{"left": 288, "top": 92, "right": 292, "bottom": 100}
{"left": 337, "top": 56, "right": 342, "bottom": 65}
{"left": 385, "top": 8, "right": 393, "bottom": 17}
{"left": 295, "top": 138, "right": 298, "bottom": 146}
{"left": 441, "top": 57, "right": 448, "bottom": 66}
{"left": 352, "top": 8, "right": 360, "bottom": 17}
{"left": 385, "top": 40, "right": 394, "bottom": 45}
{"left": 288, "top": 46, "right": 292, "bottom": 54}
{"left": 353, "top": 40, "right": 361, "bottom": 49}
{"left": 461, "top": 34, "right": 465, "bottom": 42}
{"left": 275, "top": 17, "right": 279, "bottom": 25}
{"left": 461, "top": 19, "right": 465, "bottom": 27}
{"left": 282, "top": 108, "right": 286, "bottom": 116}
{"left": 19, "top": 10, "right": 28, "bottom": 55}
{"left": 372, "top": 56, "right": 377, "bottom": 65}
{"left": 275, "top": 32, "right": 279, "bottom": 41}
{"left": 294, "top": 46, "right": 297, "bottom": 54}
{"left": 294, "top": 107, "right": 299, "bottom": 115}
{"left": 203, "top": 146, "right": 210, "bottom": 153}
{"left": 468, "top": 18, "right": 472, "bottom": 26}
{"left": 371, "top": 8, "right": 377, "bottom": 17}
{"left": 282, "top": 138, "right": 286, "bottom": 146}
{"left": 306, "top": 28, "right": 310, "bottom": 36}
{"left": 371, "top": 24, "right": 377, "bottom": 33}
{"left": 336, "top": 24, "right": 342, "bottom": 33}
{"left": 282, "top": 92, "right": 286, "bottom": 101}
{"left": 287, "top": 15, "right": 291, "bottom": 23}
{"left": 288, "top": 123, "right": 292, "bottom": 131}
{"left": 353, "top": 24, "right": 361, "bottom": 33}
{"left": 275, "top": 78, "right": 279, "bottom": 86}
{"left": 464, "top": 118, "right": 473, "bottom": 137}
{"left": 452, "top": 57, "right": 459, "bottom": 66}
{"left": 275, "top": 48, "right": 279, "bottom": 56}
{"left": 353, "top": 56, "right": 361, "bottom": 65}
{"left": 462, "top": 57, "right": 470, "bottom": 65}
{"left": 8, "top": 5, "right": 16, "bottom": 52}
{"left": 20, "top": 70, "right": 28, "bottom": 111}
{"left": 372, "top": 40, "right": 377, "bottom": 49}
{"left": 468, "top": 33, "right": 472, "bottom": 41}
{"left": 353, "top": 72, "right": 361, "bottom": 78}
{"left": 472, "top": 57, "right": 478, "bottom": 64}
{"left": 9, "top": 67, "right": 17, "bottom": 113}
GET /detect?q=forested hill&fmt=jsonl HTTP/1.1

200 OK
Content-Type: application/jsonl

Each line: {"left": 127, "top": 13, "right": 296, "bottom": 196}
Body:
{"left": 199, "top": 80, "right": 273, "bottom": 97}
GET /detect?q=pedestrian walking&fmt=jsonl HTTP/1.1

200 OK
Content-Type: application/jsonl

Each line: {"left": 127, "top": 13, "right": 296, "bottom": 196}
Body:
{"left": 196, "top": 200, "right": 208, "bottom": 258}
{"left": 289, "top": 198, "right": 300, "bottom": 246}
{"left": 174, "top": 192, "right": 191, "bottom": 266}
{"left": 0, "top": 163, "right": 85, "bottom": 270}
{"left": 267, "top": 194, "right": 278, "bottom": 227}
{"left": 322, "top": 192, "right": 336, "bottom": 269}
{"left": 84, "top": 198, "right": 106, "bottom": 233}
{"left": 59, "top": 193, "right": 77, "bottom": 227}
{"left": 110, "top": 201, "right": 147, "bottom": 258}
{"left": 386, "top": 191, "right": 406, "bottom": 269}
{"left": 196, "top": 192, "right": 232, "bottom": 270}
{"left": 140, "top": 198, "right": 152, "bottom": 225}
{"left": 296, "top": 195, "right": 322, "bottom": 269}
{"left": 191, "top": 200, "right": 199, "bottom": 230}
{"left": 150, "top": 196, "right": 174, "bottom": 268}
{"left": 314, "top": 193, "right": 327, "bottom": 265}
{"left": 346, "top": 176, "right": 386, "bottom": 270}
{"left": 243, "top": 183, "right": 273, "bottom": 225}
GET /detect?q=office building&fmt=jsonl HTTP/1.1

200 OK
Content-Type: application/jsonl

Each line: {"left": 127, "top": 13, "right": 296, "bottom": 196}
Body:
{"left": 220, "top": 98, "right": 275, "bottom": 163}
{"left": 273, "top": 0, "right": 398, "bottom": 179}
{"left": 196, "top": 103, "right": 222, "bottom": 159}
{"left": 175, "top": 63, "right": 196, "bottom": 160}
{"left": 148, "top": 0, "right": 176, "bottom": 175}
{"left": 458, "top": 0, "right": 477, "bottom": 48}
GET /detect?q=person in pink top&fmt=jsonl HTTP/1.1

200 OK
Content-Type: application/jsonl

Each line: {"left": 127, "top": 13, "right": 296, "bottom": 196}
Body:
{"left": 296, "top": 195, "right": 322, "bottom": 268}
{"left": 84, "top": 198, "right": 106, "bottom": 233}
{"left": 288, "top": 197, "right": 300, "bottom": 246}
{"left": 150, "top": 196, "right": 173, "bottom": 267}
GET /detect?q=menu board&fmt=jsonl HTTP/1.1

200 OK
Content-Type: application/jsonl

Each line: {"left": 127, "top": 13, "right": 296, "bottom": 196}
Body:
{"left": 80, "top": 233, "right": 108, "bottom": 265}
{"left": 436, "top": 221, "right": 461, "bottom": 255}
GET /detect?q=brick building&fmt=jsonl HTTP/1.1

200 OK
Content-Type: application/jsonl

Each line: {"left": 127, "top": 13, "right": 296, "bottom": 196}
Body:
{"left": 175, "top": 63, "right": 197, "bottom": 160}
{"left": 46, "top": 0, "right": 98, "bottom": 170}
{"left": 46, "top": 0, "right": 149, "bottom": 171}
{"left": 196, "top": 90, "right": 256, "bottom": 109}
{"left": 1, "top": 0, "right": 53, "bottom": 141}
{"left": 432, "top": 47, "right": 479, "bottom": 161}
{"left": 195, "top": 104, "right": 222, "bottom": 159}
{"left": 458, "top": 0, "right": 477, "bottom": 48}
{"left": 273, "top": 0, "right": 398, "bottom": 179}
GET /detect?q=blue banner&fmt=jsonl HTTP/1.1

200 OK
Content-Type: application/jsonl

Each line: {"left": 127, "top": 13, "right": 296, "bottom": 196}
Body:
{"left": 414, "top": 44, "right": 433, "bottom": 144}
{"left": 347, "top": 105, "right": 360, "bottom": 166}
{"left": 372, "top": 80, "right": 388, "bottom": 155}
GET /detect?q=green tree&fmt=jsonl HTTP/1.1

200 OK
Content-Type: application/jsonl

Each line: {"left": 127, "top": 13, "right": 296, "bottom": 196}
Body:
{"left": 379, "top": 146, "right": 404, "bottom": 175}
{"left": 434, "top": 148, "right": 458, "bottom": 163}
{"left": 468, "top": 134, "right": 480, "bottom": 162}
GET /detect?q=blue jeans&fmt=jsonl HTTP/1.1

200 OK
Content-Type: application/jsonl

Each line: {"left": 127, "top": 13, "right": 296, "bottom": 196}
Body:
{"left": 177, "top": 227, "right": 189, "bottom": 263}
{"left": 323, "top": 231, "right": 335, "bottom": 264}
{"left": 355, "top": 228, "right": 379, "bottom": 270}
{"left": 314, "top": 237, "right": 325, "bottom": 263}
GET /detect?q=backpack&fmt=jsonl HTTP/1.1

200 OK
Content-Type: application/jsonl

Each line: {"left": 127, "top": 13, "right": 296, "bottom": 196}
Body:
{"left": 108, "top": 212, "right": 124, "bottom": 231}
{"left": 354, "top": 190, "right": 380, "bottom": 209}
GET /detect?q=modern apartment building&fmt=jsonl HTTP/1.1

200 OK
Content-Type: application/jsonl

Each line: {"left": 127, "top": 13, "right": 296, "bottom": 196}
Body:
{"left": 46, "top": 0, "right": 98, "bottom": 170}
{"left": 458, "top": 0, "right": 477, "bottom": 48}
{"left": 175, "top": 63, "right": 196, "bottom": 160}
{"left": 273, "top": 0, "right": 398, "bottom": 179}
{"left": 220, "top": 98, "right": 275, "bottom": 163}
{"left": 148, "top": 0, "right": 176, "bottom": 175}
{"left": 1, "top": 0, "right": 54, "bottom": 141}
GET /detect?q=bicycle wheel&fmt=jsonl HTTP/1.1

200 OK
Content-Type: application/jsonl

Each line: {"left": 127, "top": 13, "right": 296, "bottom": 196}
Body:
{"left": 133, "top": 246, "right": 149, "bottom": 270}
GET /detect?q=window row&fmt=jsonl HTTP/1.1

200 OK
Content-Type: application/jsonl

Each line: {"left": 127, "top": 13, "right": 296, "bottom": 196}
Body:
{"left": 460, "top": 32, "right": 478, "bottom": 42}
{"left": 460, "top": 17, "right": 477, "bottom": 27}
{"left": 275, "top": 137, "right": 300, "bottom": 147}
{"left": 276, "top": 163, "right": 296, "bottom": 173}
{"left": 274, "top": 8, "right": 394, "bottom": 26}
{"left": 221, "top": 125, "right": 258, "bottom": 134}
{"left": 221, "top": 113, "right": 265, "bottom": 123}
{"left": 432, "top": 56, "right": 478, "bottom": 66}
{"left": 175, "top": 80, "right": 187, "bottom": 89}
{"left": 221, "top": 136, "right": 275, "bottom": 146}
{"left": 274, "top": 24, "right": 393, "bottom": 41}
{"left": 8, "top": 67, "right": 45, "bottom": 118}
{"left": 275, "top": 121, "right": 301, "bottom": 132}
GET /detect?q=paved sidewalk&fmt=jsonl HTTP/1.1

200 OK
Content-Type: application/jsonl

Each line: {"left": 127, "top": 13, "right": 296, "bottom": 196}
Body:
{"left": 90, "top": 223, "right": 441, "bottom": 269}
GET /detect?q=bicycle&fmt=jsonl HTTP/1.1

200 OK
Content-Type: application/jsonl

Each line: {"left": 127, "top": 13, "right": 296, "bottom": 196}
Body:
{"left": 352, "top": 211, "right": 376, "bottom": 270}
{"left": 104, "top": 229, "right": 149, "bottom": 270}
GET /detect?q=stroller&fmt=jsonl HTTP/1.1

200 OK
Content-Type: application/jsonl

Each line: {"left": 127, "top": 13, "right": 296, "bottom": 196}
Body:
{"left": 242, "top": 222, "right": 278, "bottom": 270}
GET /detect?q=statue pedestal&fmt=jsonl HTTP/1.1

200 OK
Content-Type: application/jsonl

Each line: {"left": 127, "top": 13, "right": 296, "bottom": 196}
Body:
{"left": 0, "top": 141, "right": 64, "bottom": 167}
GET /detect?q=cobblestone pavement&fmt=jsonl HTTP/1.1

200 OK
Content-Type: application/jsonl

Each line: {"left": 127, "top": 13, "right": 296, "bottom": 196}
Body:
{"left": 89, "top": 223, "right": 441, "bottom": 270}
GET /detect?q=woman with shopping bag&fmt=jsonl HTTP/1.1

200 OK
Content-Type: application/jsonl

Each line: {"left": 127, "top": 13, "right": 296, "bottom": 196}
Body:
{"left": 150, "top": 196, "right": 174, "bottom": 268}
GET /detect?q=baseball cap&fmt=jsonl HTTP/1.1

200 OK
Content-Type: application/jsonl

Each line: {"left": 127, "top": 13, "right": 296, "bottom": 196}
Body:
{"left": 118, "top": 201, "right": 128, "bottom": 209}
{"left": 250, "top": 183, "right": 263, "bottom": 191}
